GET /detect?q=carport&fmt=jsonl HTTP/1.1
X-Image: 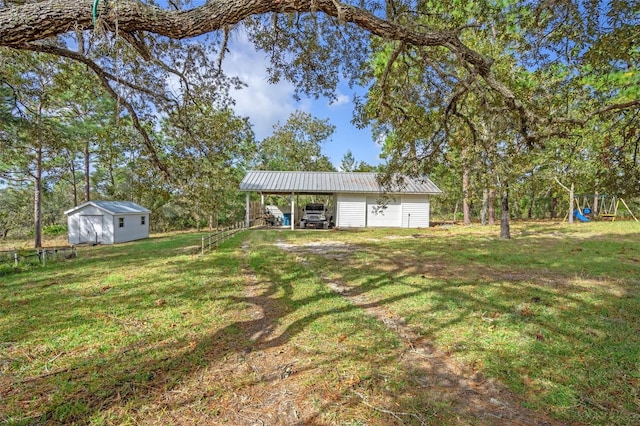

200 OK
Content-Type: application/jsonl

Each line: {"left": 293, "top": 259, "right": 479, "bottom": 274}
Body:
{"left": 239, "top": 171, "right": 442, "bottom": 230}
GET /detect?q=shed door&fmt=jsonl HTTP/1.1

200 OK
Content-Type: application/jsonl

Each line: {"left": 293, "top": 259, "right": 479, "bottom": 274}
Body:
{"left": 80, "top": 215, "right": 103, "bottom": 244}
{"left": 366, "top": 197, "right": 402, "bottom": 227}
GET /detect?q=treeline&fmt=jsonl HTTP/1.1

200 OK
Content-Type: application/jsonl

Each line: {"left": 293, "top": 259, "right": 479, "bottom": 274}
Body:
{"left": 0, "top": 50, "right": 346, "bottom": 244}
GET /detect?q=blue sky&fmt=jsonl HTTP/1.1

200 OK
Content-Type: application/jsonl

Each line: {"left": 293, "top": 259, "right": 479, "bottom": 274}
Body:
{"left": 221, "top": 31, "right": 383, "bottom": 169}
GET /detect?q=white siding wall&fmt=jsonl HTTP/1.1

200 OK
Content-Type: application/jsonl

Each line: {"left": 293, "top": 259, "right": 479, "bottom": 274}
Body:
{"left": 336, "top": 194, "right": 366, "bottom": 228}
{"left": 401, "top": 195, "right": 431, "bottom": 228}
{"left": 112, "top": 214, "right": 149, "bottom": 243}
{"left": 103, "top": 216, "right": 114, "bottom": 244}
{"left": 337, "top": 194, "right": 432, "bottom": 228}
{"left": 67, "top": 214, "right": 80, "bottom": 244}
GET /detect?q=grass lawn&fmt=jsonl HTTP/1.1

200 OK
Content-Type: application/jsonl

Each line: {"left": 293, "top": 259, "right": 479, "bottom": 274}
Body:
{"left": 1, "top": 222, "right": 639, "bottom": 424}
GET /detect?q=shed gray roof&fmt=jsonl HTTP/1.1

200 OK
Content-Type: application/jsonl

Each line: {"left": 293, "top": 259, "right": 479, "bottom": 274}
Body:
{"left": 239, "top": 171, "right": 441, "bottom": 194}
{"left": 65, "top": 201, "right": 151, "bottom": 216}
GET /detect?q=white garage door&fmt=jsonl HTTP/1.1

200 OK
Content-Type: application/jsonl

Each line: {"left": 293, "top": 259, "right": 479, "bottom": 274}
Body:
{"left": 366, "top": 197, "right": 402, "bottom": 227}
{"left": 80, "top": 215, "right": 103, "bottom": 244}
{"left": 337, "top": 195, "right": 366, "bottom": 227}
{"left": 402, "top": 195, "right": 430, "bottom": 228}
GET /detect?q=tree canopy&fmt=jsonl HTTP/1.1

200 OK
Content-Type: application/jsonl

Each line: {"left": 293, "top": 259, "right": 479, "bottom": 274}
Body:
{"left": 3, "top": 0, "right": 636, "bottom": 155}
{"left": 1, "top": 0, "right": 638, "bottom": 242}
{"left": 257, "top": 111, "right": 336, "bottom": 171}
{"left": 2, "top": 1, "right": 637, "bottom": 157}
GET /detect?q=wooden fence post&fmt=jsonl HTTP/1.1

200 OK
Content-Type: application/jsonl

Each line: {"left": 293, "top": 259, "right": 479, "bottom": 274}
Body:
{"left": 201, "top": 236, "right": 205, "bottom": 255}
{"left": 14, "top": 251, "right": 18, "bottom": 266}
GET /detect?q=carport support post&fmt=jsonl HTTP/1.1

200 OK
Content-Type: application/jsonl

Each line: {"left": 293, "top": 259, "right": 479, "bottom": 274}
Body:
{"left": 291, "top": 192, "right": 295, "bottom": 230}
{"left": 245, "top": 192, "right": 250, "bottom": 228}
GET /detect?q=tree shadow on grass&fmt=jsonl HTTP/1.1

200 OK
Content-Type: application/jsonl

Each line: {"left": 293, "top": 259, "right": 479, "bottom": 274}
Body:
{"left": 1, "top": 232, "right": 239, "bottom": 340}
{"left": 288, "top": 229, "right": 640, "bottom": 424}
{"left": 3, "top": 232, "right": 346, "bottom": 423}
{"left": 2, "top": 228, "right": 639, "bottom": 424}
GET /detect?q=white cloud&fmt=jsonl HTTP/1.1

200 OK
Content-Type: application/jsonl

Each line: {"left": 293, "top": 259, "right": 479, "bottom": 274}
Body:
{"left": 218, "top": 30, "right": 380, "bottom": 167}
{"left": 328, "top": 93, "right": 350, "bottom": 107}
{"left": 223, "top": 32, "right": 310, "bottom": 140}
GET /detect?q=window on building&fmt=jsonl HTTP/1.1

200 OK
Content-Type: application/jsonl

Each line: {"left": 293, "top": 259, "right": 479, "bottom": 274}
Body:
{"left": 141, "top": 216, "right": 145, "bottom": 225}
{"left": 118, "top": 217, "right": 124, "bottom": 228}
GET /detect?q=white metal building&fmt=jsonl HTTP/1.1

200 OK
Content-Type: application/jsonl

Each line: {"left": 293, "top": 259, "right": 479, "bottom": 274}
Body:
{"left": 65, "top": 201, "right": 150, "bottom": 245}
{"left": 240, "top": 171, "right": 442, "bottom": 229}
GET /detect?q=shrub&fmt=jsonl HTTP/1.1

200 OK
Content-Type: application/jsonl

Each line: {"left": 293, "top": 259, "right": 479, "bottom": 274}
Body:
{"left": 43, "top": 224, "right": 67, "bottom": 236}
{"left": 0, "top": 263, "right": 17, "bottom": 276}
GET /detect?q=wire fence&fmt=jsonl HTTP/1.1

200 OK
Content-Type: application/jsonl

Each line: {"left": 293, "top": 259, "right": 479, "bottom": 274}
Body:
{"left": 0, "top": 246, "right": 78, "bottom": 267}
{"left": 200, "top": 222, "right": 246, "bottom": 255}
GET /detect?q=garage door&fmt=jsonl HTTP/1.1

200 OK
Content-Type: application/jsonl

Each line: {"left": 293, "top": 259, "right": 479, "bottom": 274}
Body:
{"left": 337, "top": 195, "right": 366, "bottom": 227}
{"left": 402, "top": 195, "right": 430, "bottom": 227}
{"left": 366, "top": 197, "right": 401, "bottom": 227}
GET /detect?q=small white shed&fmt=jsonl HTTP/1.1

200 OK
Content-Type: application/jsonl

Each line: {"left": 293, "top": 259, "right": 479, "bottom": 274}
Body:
{"left": 65, "top": 201, "right": 150, "bottom": 245}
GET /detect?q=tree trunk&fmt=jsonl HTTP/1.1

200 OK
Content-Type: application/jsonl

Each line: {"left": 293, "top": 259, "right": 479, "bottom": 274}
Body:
{"left": 462, "top": 157, "right": 471, "bottom": 225}
{"left": 34, "top": 145, "right": 43, "bottom": 248}
{"left": 593, "top": 191, "right": 599, "bottom": 217}
{"left": 108, "top": 157, "right": 116, "bottom": 195}
{"left": 550, "top": 195, "right": 557, "bottom": 219}
{"left": 70, "top": 152, "right": 78, "bottom": 207}
{"left": 568, "top": 182, "right": 574, "bottom": 223}
{"left": 481, "top": 188, "right": 488, "bottom": 225}
{"left": 500, "top": 186, "right": 510, "bottom": 240}
{"left": 528, "top": 189, "right": 535, "bottom": 219}
{"left": 488, "top": 189, "right": 496, "bottom": 225}
{"left": 84, "top": 140, "right": 91, "bottom": 202}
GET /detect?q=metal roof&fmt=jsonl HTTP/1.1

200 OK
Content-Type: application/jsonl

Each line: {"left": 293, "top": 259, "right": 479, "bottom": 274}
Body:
{"left": 65, "top": 201, "right": 150, "bottom": 216}
{"left": 239, "top": 171, "right": 442, "bottom": 194}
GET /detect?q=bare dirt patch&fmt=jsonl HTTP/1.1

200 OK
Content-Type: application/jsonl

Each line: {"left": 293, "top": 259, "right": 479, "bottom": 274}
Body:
{"left": 275, "top": 240, "right": 353, "bottom": 258}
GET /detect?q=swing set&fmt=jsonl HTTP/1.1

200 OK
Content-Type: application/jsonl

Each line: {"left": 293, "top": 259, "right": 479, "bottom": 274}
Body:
{"left": 571, "top": 194, "right": 638, "bottom": 222}
{"left": 554, "top": 178, "right": 638, "bottom": 222}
